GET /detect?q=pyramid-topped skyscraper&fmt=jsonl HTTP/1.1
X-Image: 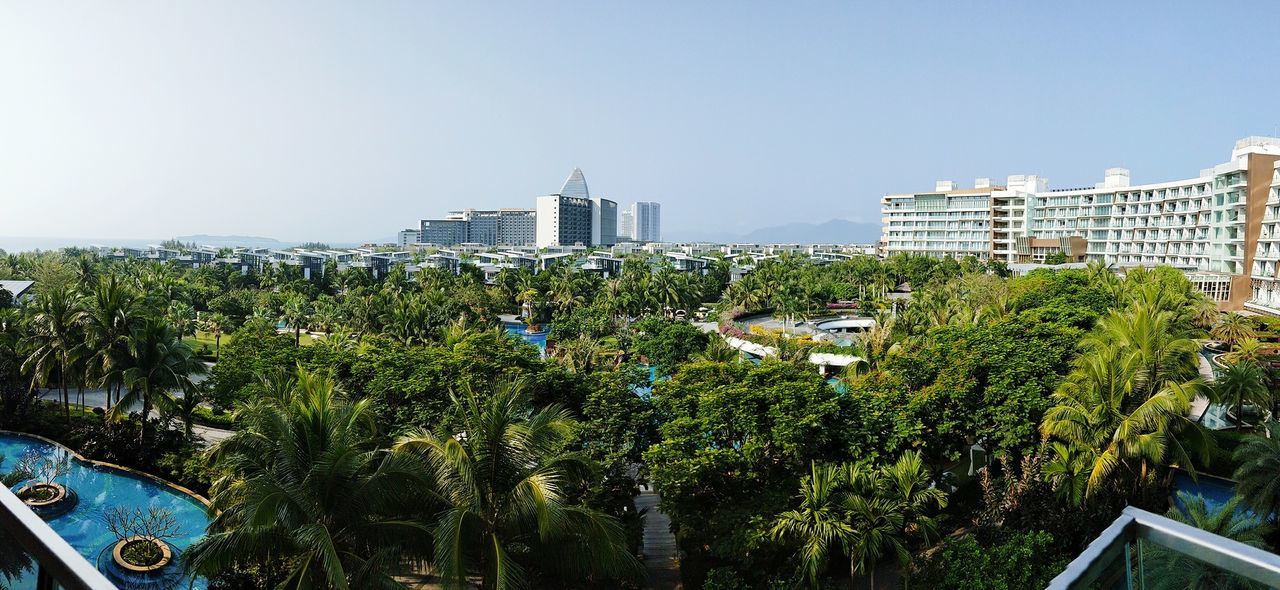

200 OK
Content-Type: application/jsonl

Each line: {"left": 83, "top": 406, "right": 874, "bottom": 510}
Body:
{"left": 558, "top": 167, "right": 590, "bottom": 199}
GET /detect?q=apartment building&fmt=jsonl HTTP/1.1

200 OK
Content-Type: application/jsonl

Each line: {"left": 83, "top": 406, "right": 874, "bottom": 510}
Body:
{"left": 535, "top": 194, "right": 593, "bottom": 247}
{"left": 881, "top": 137, "right": 1280, "bottom": 310}
{"left": 631, "top": 201, "right": 661, "bottom": 242}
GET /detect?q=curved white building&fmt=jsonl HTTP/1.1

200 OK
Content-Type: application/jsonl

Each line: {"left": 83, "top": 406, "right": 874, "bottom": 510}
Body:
{"left": 881, "top": 137, "right": 1280, "bottom": 311}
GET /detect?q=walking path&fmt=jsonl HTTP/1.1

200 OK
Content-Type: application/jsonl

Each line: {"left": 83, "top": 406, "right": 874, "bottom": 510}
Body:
{"left": 1190, "top": 351, "right": 1217, "bottom": 418}
{"left": 635, "top": 488, "right": 680, "bottom": 589}
{"left": 36, "top": 387, "right": 234, "bottom": 444}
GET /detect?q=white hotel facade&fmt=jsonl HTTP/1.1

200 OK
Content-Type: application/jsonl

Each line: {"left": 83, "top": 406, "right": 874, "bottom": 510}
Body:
{"left": 881, "top": 137, "right": 1280, "bottom": 312}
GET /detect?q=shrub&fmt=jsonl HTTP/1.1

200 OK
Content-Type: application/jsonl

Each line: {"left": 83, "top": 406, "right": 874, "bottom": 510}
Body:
{"left": 911, "top": 530, "right": 1067, "bottom": 590}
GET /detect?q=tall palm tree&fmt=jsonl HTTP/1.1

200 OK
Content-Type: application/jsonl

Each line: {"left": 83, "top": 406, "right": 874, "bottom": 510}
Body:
{"left": 770, "top": 463, "right": 854, "bottom": 589}
{"left": 279, "top": 294, "right": 313, "bottom": 346}
{"left": 197, "top": 311, "right": 228, "bottom": 360}
{"left": 1211, "top": 312, "right": 1257, "bottom": 349}
{"left": 83, "top": 274, "right": 142, "bottom": 409}
{"left": 1145, "top": 492, "right": 1271, "bottom": 590}
{"left": 186, "top": 370, "right": 430, "bottom": 589}
{"left": 1211, "top": 361, "right": 1270, "bottom": 430}
{"left": 1041, "top": 341, "right": 1210, "bottom": 499}
{"left": 111, "top": 319, "right": 206, "bottom": 440}
{"left": 873, "top": 449, "right": 947, "bottom": 547}
{"left": 394, "top": 380, "right": 641, "bottom": 589}
{"left": 1233, "top": 422, "right": 1280, "bottom": 521}
{"left": 845, "top": 494, "right": 907, "bottom": 590}
{"left": 1188, "top": 298, "right": 1220, "bottom": 330}
{"left": 21, "top": 286, "right": 85, "bottom": 421}
{"left": 1084, "top": 304, "right": 1199, "bottom": 399}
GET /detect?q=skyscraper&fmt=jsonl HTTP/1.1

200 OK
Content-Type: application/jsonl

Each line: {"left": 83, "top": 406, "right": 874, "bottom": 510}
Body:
{"left": 536, "top": 194, "right": 593, "bottom": 248}
{"left": 631, "top": 202, "right": 661, "bottom": 242}
{"left": 619, "top": 208, "right": 635, "bottom": 240}
{"left": 591, "top": 197, "right": 617, "bottom": 246}
{"left": 559, "top": 168, "right": 590, "bottom": 199}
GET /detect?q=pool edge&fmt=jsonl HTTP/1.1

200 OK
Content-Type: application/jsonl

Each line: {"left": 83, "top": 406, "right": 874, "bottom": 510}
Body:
{"left": 0, "top": 429, "right": 213, "bottom": 509}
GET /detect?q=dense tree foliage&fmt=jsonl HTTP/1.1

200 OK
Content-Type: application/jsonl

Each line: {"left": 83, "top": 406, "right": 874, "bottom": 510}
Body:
{"left": 3, "top": 246, "right": 1279, "bottom": 589}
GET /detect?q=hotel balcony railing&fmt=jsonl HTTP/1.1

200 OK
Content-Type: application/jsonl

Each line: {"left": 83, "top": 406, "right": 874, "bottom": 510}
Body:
{"left": 0, "top": 483, "right": 116, "bottom": 589}
{"left": 1047, "top": 506, "right": 1280, "bottom": 590}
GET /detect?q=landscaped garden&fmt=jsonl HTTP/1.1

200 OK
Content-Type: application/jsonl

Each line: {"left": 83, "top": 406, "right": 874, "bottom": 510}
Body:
{"left": 2, "top": 248, "right": 1280, "bottom": 588}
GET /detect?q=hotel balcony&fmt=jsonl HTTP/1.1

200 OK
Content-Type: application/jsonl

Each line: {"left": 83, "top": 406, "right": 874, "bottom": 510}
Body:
{"left": 0, "top": 485, "right": 115, "bottom": 589}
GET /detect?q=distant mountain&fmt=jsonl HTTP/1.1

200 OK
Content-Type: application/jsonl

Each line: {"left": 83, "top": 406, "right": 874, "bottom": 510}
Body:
{"left": 175, "top": 234, "right": 284, "bottom": 248}
{"left": 667, "top": 219, "right": 880, "bottom": 245}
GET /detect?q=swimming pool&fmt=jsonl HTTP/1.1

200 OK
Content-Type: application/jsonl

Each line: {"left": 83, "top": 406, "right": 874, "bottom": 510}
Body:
{"left": 1171, "top": 470, "right": 1236, "bottom": 514}
{"left": 504, "top": 322, "right": 548, "bottom": 358}
{"left": 0, "top": 432, "right": 211, "bottom": 589}
{"left": 633, "top": 364, "right": 661, "bottom": 399}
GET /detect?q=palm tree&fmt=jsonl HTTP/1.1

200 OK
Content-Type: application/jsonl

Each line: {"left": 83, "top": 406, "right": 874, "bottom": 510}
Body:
{"left": 1041, "top": 341, "right": 1210, "bottom": 499}
{"left": 186, "top": 370, "right": 430, "bottom": 589}
{"left": 197, "top": 312, "right": 228, "bottom": 360}
{"left": 309, "top": 297, "right": 343, "bottom": 335}
{"left": 773, "top": 453, "right": 945, "bottom": 588}
{"left": 1042, "top": 441, "right": 1089, "bottom": 507}
{"left": 1211, "top": 312, "right": 1257, "bottom": 349}
{"left": 279, "top": 294, "right": 313, "bottom": 346}
{"left": 83, "top": 274, "right": 142, "bottom": 409}
{"left": 1084, "top": 304, "right": 1200, "bottom": 399}
{"left": 1233, "top": 423, "right": 1280, "bottom": 520}
{"left": 111, "top": 319, "right": 206, "bottom": 440}
{"left": 846, "top": 494, "right": 908, "bottom": 590}
{"left": 165, "top": 301, "right": 197, "bottom": 338}
{"left": 394, "top": 380, "right": 641, "bottom": 589}
{"left": 21, "top": 286, "right": 85, "bottom": 421}
{"left": 1188, "top": 298, "right": 1220, "bottom": 330}
{"left": 770, "top": 463, "right": 854, "bottom": 588}
{"left": 1222, "top": 338, "right": 1268, "bottom": 366}
{"left": 1145, "top": 492, "right": 1271, "bottom": 590}
{"left": 694, "top": 338, "right": 740, "bottom": 363}
{"left": 1211, "top": 361, "right": 1270, "bottom": 430}
{"left": 552, "top": 334, "right": 622, "bottom": 373}
{"left": 873, "top": 450, "right": 947, "bottom": 547}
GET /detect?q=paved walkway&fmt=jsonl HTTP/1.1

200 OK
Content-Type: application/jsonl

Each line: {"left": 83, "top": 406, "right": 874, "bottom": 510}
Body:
{"left": 636, "top": 489, "right": 680, "bottom": 589}
{"left": 36, "top": 387, "right": 234, "bottom": 445}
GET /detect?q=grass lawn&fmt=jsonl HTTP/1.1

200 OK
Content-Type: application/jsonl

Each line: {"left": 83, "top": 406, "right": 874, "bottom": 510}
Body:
{"left": 182, "top": 329, "right": 324, "bottom": 357}
{"left": 182, "top": 330, "right": 227, "bottom": 358}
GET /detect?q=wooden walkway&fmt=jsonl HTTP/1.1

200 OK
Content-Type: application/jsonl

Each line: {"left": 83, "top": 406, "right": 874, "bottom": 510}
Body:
{"left": 635, "top": 489, "right": 681, "bottom": 589}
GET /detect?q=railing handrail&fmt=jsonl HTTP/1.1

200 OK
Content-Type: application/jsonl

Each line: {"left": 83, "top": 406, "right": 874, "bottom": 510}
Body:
{"left": 1046, "top": 506, "right": 1280, "bottom": 590}
{"left": 0, "top": 484, "right": 117, "bottom": 590}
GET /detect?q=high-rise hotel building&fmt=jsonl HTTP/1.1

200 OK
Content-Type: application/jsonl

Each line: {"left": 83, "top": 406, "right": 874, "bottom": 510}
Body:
{"left": 881, "top": 137, "right": 1280, "bottom": 311}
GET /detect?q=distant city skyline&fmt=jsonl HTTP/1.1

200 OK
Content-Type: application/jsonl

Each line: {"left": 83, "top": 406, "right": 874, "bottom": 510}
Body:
{"left": 3, "top": 2, "right": 1280, "bottom": 242}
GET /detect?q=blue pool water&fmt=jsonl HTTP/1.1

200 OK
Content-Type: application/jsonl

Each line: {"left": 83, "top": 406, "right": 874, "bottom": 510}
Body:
{"left": 1171, "top": 470, "right": 1236, "bottom": 514}
{"left": 633, "top": 364, "right": 661, "bottom": 399}
{"left": 0, "top": 433, "right": 211, "bottom": 589}
{"left": 504, "top": 323, "right": 548, "bottom": 357}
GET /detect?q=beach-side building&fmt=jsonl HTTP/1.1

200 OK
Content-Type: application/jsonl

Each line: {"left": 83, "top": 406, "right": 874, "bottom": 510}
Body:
{"left": 881, "top": 137, "right": 1280, "bottom": 310}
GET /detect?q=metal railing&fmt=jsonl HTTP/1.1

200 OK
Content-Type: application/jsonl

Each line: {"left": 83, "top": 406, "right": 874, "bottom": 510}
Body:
{"left": 1047, "top": 506, "right": 1280, "bottom": 590}
{"left": 0, "top": 483, "right": 116, "bottom": 590}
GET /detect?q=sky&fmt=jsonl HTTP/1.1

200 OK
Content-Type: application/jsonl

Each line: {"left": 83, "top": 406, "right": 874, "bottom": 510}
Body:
{"left": 3, "top": 1, "right": 1280, "bottom": 245}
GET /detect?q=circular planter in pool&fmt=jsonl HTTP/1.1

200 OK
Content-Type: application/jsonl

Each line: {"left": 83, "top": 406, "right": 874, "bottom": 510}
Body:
{"left": 112, "top": 537, "right": 173, "bottom": 573}
{"left": 16, "top": 482, "right": 78, "bottom": 518}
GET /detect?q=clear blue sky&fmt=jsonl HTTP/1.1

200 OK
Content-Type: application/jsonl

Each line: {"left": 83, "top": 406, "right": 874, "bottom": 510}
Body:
{"left": 2, "top": 1, "right": 1279, "bottom": 243}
